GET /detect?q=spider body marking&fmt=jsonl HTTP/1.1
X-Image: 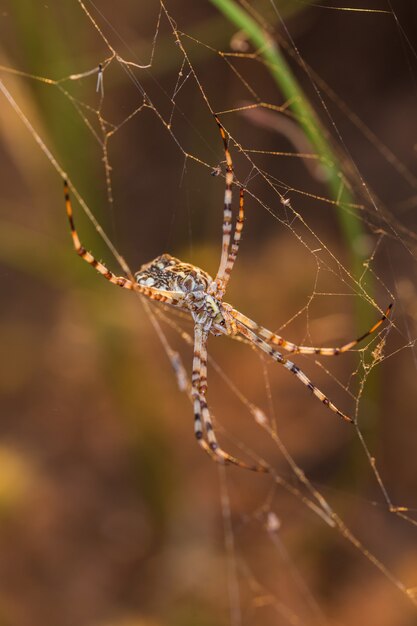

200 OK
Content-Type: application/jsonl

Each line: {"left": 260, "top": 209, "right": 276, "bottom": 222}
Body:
{"left": 135, "top": 253, "right": 235, "bottom": 334}
{"left": 64, "top": 114, "right": 392, "bottom": 473}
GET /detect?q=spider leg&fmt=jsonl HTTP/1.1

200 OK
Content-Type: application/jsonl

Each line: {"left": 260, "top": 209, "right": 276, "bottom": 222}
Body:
{"left": 192, "top": 325, "right": 268, "bottom": 472}
{"left": 221, "top": 188, "right": 245, "bottom": 299}
{"left": 64, "top": 180, "right": 183, "bottom": 306}
{"left": 235, "top": 320, "right": 353, "bottom": 424}
{"left": 230, "top": 304, "right": 392, "bottom": 356}
{"left": 213, "top": 116, "right": 245, "bottom": 299}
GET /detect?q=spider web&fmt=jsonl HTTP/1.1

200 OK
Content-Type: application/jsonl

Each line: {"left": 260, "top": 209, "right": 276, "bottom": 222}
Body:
{"left": 1, "top": 1, "right": 417, "bottom": 625}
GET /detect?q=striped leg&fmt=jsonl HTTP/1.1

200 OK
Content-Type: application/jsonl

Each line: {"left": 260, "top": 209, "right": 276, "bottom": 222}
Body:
{"left": 231, "top": 304, "right": 392, "bottom": 356}
{"left": 64, "top": 180, "right": 182, "bottom": 305}
{"left": 217, "top": 188, "right": 245, "bottom": 299}
{"left": 236, "top": 321, "right": 353, "bottom": 423}
{"left": 213, "top": 115, "right": 234, "bottom": 290}
{"left": 213, "top": 116, "right": 245, "bottom": 298}
{"left": 192, "top": 325, "right": 268, "bottom": 471}
{"left": 191, "top": 325, "right": 208, "bottom": 446}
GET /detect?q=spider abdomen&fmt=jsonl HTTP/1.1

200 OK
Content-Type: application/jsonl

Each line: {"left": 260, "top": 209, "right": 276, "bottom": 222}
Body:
{"left": 135, "top": 253, "right": 213, "bottom": 294}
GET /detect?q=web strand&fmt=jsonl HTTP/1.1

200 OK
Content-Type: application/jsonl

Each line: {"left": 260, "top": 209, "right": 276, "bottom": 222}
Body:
{"left": 1, "top": 1, "right": 417, "bottom": 623}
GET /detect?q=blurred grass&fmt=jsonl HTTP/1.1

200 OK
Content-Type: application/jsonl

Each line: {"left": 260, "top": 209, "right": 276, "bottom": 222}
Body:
{"left": 8, "top": 2, "right": 90, "bottom": 188}
{"left": 0, "top": 2, "right": 414, "bottom": 626}
{"left": 0, "top": 448, "right": 34, "bottom": 519}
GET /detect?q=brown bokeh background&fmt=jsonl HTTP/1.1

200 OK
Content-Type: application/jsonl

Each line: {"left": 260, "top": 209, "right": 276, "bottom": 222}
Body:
{"left": 1, "top": 1, "right": 417, "bottom": 625}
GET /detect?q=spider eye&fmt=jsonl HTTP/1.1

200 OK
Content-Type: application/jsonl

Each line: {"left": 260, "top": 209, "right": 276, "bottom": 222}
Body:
{"left": 219, "top": 320, "right": 225, "bottom": 326}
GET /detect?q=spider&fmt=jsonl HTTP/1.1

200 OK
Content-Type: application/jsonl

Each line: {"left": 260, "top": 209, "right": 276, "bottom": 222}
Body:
{"left": 63, "top": 115, "right": 392, "bottom": 473}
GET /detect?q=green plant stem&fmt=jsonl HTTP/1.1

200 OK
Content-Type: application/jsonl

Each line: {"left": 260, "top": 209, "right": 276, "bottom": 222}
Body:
{"left": 209, "top": 0, "right": 365, "bottom": 289}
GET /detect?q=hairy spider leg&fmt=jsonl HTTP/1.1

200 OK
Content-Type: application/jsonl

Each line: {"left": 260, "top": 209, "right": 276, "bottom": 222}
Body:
{"left": 221, "top": 188, "right": 245, "bottom": 298}
{"left": 64, "top": 180, "right": 183, "bottom": 306}
{"left": 213, "top": 115, "right": 233, "bottom": 289}
{"left": 235, "top": 320, "right": 353, "bottom": 423}
{"left": 213, "top": 116, "right": 245, "bottom": 299}
{"left": 230, "top": 304, "right": 392, "bottom": 356}
{"left": 192, "top": 325, "right": 268, "bottom": 472}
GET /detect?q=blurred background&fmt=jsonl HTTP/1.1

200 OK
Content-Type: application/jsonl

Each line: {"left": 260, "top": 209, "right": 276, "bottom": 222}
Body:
{"left": 1, "top": 1, "right": 417, "bottom": 625}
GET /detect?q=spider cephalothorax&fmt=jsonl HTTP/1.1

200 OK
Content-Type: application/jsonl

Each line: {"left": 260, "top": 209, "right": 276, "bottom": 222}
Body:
{"left": 135, "top": 253, "right": 236, "bottom": 335}
{"left": 64, "top": 114, "right": 391, "bottom": 472}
